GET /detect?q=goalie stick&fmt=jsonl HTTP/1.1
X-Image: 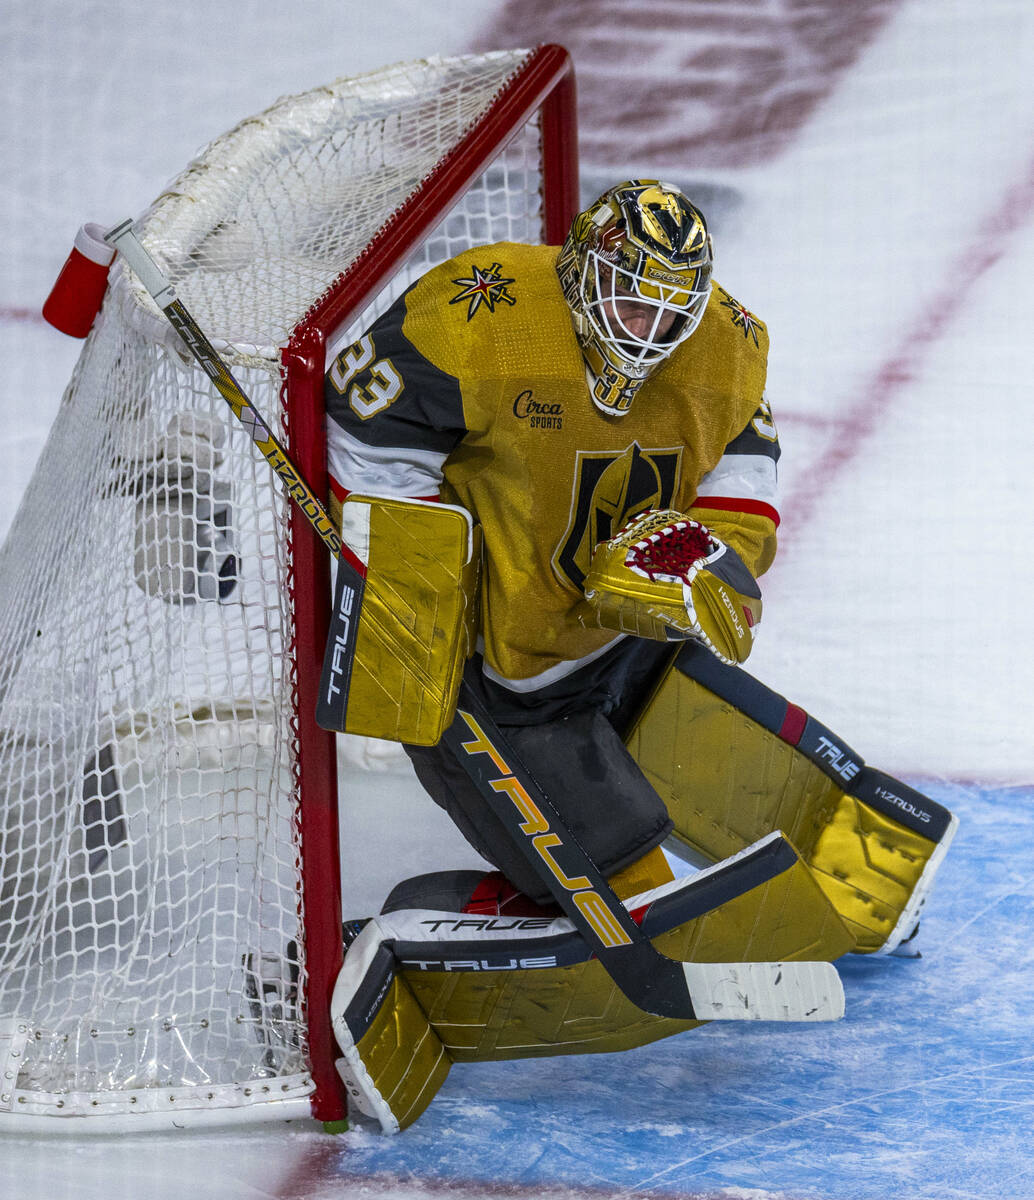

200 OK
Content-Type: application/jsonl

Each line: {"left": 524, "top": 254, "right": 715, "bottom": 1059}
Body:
{"left": 104, "top": 219, "right": 345, "bottom": 562}
{"left": 104, "top": 218, "right": 844, "bottom": 1026}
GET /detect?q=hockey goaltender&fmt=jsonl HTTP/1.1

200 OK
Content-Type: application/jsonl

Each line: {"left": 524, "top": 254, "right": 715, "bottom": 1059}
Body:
{"left": 317, "top": 180, "right": 957, "bottom": 1132}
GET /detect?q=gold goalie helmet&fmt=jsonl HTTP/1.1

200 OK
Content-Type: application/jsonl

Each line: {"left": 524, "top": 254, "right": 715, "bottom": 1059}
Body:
{"left": 557, "top": 180, "right": 714, "bottom": 416}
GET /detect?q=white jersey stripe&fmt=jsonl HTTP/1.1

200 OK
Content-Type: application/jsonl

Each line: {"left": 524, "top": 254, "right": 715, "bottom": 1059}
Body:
{"left": 328, "top": 425, "right": 447, "bottom": 498}
{"left": 480, "top": 634, "right": 625, "bottom": 693}
{"left": 696, "top": 452, "right": 778, "bottom": 506}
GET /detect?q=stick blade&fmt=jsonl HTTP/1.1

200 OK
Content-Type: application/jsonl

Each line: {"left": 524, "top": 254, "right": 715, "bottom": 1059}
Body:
{"left": 682, "top": 960, "right": 845, "bottom": 1022}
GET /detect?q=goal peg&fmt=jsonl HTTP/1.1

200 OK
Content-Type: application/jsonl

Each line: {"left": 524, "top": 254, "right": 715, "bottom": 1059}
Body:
{"left": 42, "top": 222, "right": 116, "bottom": 338}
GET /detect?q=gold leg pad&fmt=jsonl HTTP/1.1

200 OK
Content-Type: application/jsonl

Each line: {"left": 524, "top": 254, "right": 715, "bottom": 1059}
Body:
{"left": 607, "top": 844, "right": 675, "bottom": 899}
{"left": 626, "top": 656, "right": 955, "bottom": 953}
{"left": 628, "top": 674, "right": 841, "bottom": 861}
{"left": 333, "top": 928, "right": 453, "bottom": 1133}
{"left": 350, "top": 974, "right": 452, "bottom": 1130}
{"left": 404, "top": 845, "right": 852, "bottom": 1063}
{"left": 807, "top": 795, "right": 937, "bottom": 953}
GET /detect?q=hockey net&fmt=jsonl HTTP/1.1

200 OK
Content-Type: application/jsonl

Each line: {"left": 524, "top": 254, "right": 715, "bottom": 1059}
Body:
{"left": 0, "top": 46, "right": 576, "bottom": 1130}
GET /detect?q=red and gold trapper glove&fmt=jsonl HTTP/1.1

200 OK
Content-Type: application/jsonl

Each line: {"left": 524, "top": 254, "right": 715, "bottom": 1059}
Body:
{"left": 583, "top": 509, "right": 762, "bottom": 664}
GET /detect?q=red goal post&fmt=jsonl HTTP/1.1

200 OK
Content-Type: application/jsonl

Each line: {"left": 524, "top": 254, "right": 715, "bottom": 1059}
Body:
{"left": 285, "top": 43, "right": 578, "bottom": 1125}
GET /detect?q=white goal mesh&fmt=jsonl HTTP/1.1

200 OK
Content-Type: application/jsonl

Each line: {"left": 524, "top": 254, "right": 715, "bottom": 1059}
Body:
{"left": 0, "top": 48, "right": 569, "bottom": 1129}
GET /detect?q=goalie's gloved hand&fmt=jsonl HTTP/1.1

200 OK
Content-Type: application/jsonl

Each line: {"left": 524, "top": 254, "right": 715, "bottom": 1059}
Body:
{"left": 583, "top": 509, "right": 762, "bottom": 664}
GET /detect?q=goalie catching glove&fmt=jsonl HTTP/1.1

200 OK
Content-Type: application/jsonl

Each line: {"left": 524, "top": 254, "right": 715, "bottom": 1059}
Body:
{"left": 583, "top": 509, "right": 761, "bottom": 663}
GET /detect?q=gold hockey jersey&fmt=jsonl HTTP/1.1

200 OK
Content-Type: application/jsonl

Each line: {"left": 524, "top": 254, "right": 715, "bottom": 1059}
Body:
{"left": 325, "top": 242, "right": 777, "bottom": 687}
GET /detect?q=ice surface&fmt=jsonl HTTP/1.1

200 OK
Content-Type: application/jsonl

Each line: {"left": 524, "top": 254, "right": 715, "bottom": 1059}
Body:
{"left": 2, "top": 1, "right": 1032, "bottom": 1197}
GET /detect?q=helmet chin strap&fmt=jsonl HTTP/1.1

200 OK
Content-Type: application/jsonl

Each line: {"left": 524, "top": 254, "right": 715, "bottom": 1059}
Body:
{"left": 570, "top": 307, "right": 591, "bottom": 340}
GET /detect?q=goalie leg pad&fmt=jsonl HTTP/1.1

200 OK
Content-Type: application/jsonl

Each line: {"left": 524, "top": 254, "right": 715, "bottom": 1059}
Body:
{"left": 625, "top": 642, "right": 958, "bottom": 953}
{"left": 332, "top": 835, "right": 851, "bottom": 1128}
{"left": 331, "top": 919, "right": 452, "bottom": 1134}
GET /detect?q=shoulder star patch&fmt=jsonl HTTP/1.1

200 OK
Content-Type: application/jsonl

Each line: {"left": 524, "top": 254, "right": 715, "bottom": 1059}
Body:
{"left": 450, "top": 262, "right": 516, "bottom": 319}
{"left": 716, "top": 285, "right": 761, "bottom": 346}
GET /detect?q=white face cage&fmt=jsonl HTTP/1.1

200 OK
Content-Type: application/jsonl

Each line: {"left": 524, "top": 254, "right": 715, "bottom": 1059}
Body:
{"left": 581, "top": 252, "right": 712, "bottom": 377}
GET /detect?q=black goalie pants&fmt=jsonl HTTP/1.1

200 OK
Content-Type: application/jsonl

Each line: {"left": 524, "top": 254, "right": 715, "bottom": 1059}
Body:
{"left": 404, "top": 637, "right": 676, "bottom": 906}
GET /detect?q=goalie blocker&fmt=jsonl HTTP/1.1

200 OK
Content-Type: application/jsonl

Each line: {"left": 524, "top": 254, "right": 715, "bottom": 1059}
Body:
{"left": 318, "top": 493, "right": 481, "bottom": 745}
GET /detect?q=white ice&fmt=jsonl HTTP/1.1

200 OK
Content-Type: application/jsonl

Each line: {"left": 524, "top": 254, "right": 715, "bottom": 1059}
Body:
{"left": 1, "top": 1, "right": 1032, "bottom": 1197}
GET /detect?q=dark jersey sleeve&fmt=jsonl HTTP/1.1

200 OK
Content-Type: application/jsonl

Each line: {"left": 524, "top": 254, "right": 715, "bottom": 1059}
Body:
{"left": 324, "top": 288, "right": 468, "bottom": 497}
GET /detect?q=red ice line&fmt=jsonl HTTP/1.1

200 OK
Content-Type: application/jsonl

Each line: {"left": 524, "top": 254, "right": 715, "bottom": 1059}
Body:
{"left": 778, "top": 150, "right": 1034, "bottom": 547}
{"left": 0, "top": 305, "right": 45, "bottom": 325}
{"left": 473, "top": 0, "right": 901, "bottom": 169}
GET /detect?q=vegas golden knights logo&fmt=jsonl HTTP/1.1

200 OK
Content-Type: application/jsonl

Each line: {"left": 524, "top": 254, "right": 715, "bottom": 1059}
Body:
{"left": 553, "top": 442, "right": 682, "bottom": 591}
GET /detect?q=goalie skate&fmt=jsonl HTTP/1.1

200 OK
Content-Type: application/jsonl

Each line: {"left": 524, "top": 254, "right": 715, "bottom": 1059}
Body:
{"left": 242, "top": 947, "right": 302, "bottom": 1074}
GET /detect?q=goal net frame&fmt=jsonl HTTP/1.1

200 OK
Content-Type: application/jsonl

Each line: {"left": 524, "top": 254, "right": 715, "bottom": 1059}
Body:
{"left": 0, "top": 44, "right": 577, "bottom": 1132}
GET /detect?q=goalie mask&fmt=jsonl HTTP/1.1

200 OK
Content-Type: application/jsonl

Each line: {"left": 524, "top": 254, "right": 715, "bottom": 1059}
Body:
{"left": 557, "top": 180, "right": 713, "bottom": 416}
